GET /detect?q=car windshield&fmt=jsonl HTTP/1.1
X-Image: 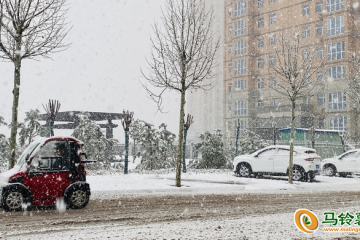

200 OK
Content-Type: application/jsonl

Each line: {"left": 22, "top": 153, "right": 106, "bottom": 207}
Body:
{"left": 16, "top": 141, "right": 40, "bottom": 166}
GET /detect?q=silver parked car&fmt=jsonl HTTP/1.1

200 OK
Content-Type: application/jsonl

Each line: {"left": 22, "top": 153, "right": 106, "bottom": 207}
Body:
{"left": 233, "top": 145, "right": 321, "bottom": 181}
{"left": 321, "top": 149, "right": 360, "bottom": 177}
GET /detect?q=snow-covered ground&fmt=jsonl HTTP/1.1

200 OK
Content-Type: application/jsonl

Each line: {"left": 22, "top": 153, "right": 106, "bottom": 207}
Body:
{"left": 3, "top": 157, "right": 360, "bottom": 239}
{"left": 89, "top": 156, "right": 360, "bottom": 196}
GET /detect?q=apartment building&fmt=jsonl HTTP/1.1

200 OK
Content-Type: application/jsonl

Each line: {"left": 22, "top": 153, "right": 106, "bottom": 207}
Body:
{"left": 186, "top": 0, "right": 224, "bottom": 142}
{"left": 224, "top": 0, "right": 360, "bottom": 145}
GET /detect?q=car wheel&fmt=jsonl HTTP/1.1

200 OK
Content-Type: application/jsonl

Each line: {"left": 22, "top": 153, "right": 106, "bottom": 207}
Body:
{"left": 238, "top": 163, "right": 251, "bottom": 178}
{"left": 65, "top": 186, "right": 90, "bottom": 209}
{"left": 323, "top": 165, "right": 336, "bottom": 177}
{"left": 292, "top": 166, "right": 304, "bottom": 181}
{"left": 2, "top": 189, "right": 24, "bottom": 212}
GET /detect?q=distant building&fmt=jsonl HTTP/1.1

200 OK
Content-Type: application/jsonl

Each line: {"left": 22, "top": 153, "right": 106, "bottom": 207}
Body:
{"left": 224, "top": 0, "right": 360, "bottom": 146}
{"left": 186, "top": 0, "right": 224, "bottom": 143}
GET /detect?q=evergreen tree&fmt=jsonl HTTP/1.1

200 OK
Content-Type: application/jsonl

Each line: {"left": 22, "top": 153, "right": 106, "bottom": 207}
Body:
{"left": 18, "top": 109, "right": 49, "bottom": 147}
{"left": 135, "top": 122, "right": 176, "bottom": 170}
{"left": 238, "top": 131, "right": 269, "bottom": 155}
{"left": 189, "top": 130, "right": 232, "bottom": 169}
{"left": 129, "top": 119, "right": 146, "bottom": 162}
{"left": 72, "top": 113, "right": 117, "bottom": 163}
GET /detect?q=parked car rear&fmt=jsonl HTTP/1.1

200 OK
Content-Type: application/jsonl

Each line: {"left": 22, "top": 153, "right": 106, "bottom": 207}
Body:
{"left": 233, "top": 145, "right": 321, "bottom": 181}
{"left": 321, "top": 149, "right": 360, "bottom": 177}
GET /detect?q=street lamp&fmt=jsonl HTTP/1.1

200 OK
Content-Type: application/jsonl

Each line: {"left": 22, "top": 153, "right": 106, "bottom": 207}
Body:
{"left": 122, "top": 110, "right": 134, "bottom": 174}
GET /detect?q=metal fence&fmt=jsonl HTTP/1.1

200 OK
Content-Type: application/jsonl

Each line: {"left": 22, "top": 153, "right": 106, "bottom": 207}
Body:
{"left": 276, "top": 140, "right": 347, "bottom": 159}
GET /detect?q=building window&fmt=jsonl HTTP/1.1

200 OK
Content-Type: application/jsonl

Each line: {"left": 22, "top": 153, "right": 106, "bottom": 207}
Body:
{"left": 329, "top": 92, "right": 346, "bottom": 110}
{"left": 327, "top": 16, "right": 344, "bottom": 36}
{"left": 228, "top": 8, "right": 232, "bottom": 17}
{"left": 270, "top": 76, "right": 276, "bottom": 87}
{"left": 270, "top": 13, "right": 276, "bottom": 24}
{"left": 235, "top": 79, "right": 246, "bottom": 90}
{"left": 317, "top": 70, "right": 324, "bottom": 81}
{"left": 303, "top": 48, "right": 310, "bottom": 60}
{"left": 303, "top": 4, "right": 309, "bottom": 16}
{"left": 228, "top": 45, "right": 232, "bottom": 54}
{"left": 270, "top": 0, "right": 276, "bottom": 4}
{"left": 235, "top": 101, "right": 247, "bottom": 115}
{"left": 228, "top": 83, "right": 232, "bottom": 92}
{"left": 258, "top": 37, "right": 264, "bottom": 48}
{"left": 229, "top": 26, "right": 232, "bottom": 36}
{"left": 257, "top": 100, "right": 264, "bottom": 107}
{"left": 327, "top": 41, "right": 345, "bottom": 60}
{"left": 318, "top": 94, "right": 325, "bottom": 106}
{"left": 316, "top": 1, "right": 323, "bottom": 13}
{"left": 235, "top": 20, "right": 246, "bottom": 36}
{"left": 326, "top": 0, "right": 344, "bottom": 12}
{"left": 316, "top": 24, "right": 323, "bottom": 35}
{"left": 228, "top": 103, "right": 232, "bottom": 112}
{"left": 258, "top": 78, "right": 264, "bottom": 89}
{"left": 304, "top": 97, "right": 311, "bottom": 104}
{"left": 235, "top": 60, "right": 246, "bottom": 75}
{"left": 228, "top": 121, "right": 232, "bottom": 130}
{"left": 328, "top": 66, "right": 345, "bottom": 79}
{"left": 257, "top": 59, "right": 264, "bottom": 69}
{"left": 228, "top": 63, "right": 232, "bottom": 73}
{"left": 238, "top": 120, "right": 246, "bottom": 136}
{"left": 270, "top": 98, "right": 277, "bottom": 106}
{"left": 330, "top": 116, "right": 347, "bottom": 131}
{"left": 235, "top": 0, "right": 246, "bottom": 16}
{"left": 258, "top": 0, "right": 264, "bottom": 8}
{"left": 270, "top": 34, "right": 276, "bottom": 45}
{"left": 316, "top": 47, "right": 324, "bottom": 59}
{"left": 258, "top": 17, "right": 264, "bottom": 28}
{"left": 302, "top": 26, "right": 310, "bottom": 38}
{"left": 269, "top": 55, "right": 276, "bottom": 66}
{"left": 318, "top": 117, "right": 325, "bottom": 129}
{"left": 235, "top": 39, "right": 246, "bottom": 55}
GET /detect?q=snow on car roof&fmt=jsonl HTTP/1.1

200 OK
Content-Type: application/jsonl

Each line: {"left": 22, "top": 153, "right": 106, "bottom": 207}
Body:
{"left": 262, "top": 145, "right": 316, "bottom": 152}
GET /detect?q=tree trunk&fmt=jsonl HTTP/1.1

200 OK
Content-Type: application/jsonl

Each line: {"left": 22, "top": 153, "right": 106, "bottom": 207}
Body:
{"left": 289, "top": 99, "right": 295, "bottom": 184}
{"left": 9, "top": 40, "right": 22, "bottom": 169}
{"left": 176, "top": 89, "right": 186, "bottom": 187}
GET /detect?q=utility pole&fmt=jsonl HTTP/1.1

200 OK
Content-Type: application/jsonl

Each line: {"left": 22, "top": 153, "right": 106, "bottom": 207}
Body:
{"left": 122, "top": 110, "right": 134, "bottom": 174}
{"left": 272, "top": 122, "right": 277, "bottom": 145}
{"left": 182, "top": 114, "right": 193, "bottom": 173}
{"left": 42, "top": 100, "right": 61, "bottom": 137}
{"left": 310, "top": 126, "right": 316, "bottom": 149}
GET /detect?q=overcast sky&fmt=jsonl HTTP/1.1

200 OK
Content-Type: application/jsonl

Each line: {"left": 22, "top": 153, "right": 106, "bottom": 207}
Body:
{"left": 0, "top": 0, "right": 181, "bottom": 141}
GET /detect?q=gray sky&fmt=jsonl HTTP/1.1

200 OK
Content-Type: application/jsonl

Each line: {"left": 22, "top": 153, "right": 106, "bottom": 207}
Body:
{"left": 0, "top": 0, "right": 180, "bottom": 141}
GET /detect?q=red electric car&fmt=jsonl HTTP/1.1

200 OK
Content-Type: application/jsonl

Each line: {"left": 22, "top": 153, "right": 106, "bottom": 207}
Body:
{"left": 0, "top": 136, "right": 91, "bottom": 211}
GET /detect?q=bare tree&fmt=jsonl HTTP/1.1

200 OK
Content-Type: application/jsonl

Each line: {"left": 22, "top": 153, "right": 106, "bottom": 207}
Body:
{"left": 0, "top": 0, "right": 71, "bottom": 168}
{"left": 268, "top": 30, "right": 323, "bottom": 184}
{"left": 338, "top": 54, "right": 360, "bottom": 142}
{"left": 142, "top": 0, "right": 220, "bottom": 187}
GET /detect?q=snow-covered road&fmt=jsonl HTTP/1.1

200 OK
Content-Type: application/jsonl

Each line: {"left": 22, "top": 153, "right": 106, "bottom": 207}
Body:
{"left": 1, "top": 171, "right": 360, "bottom": 239}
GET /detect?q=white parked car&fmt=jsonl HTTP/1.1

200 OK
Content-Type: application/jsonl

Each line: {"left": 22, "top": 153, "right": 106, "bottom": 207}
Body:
{"left": 233, "top": 145, "right": 321, "bottom": 181}
{"left": 321, "top": 149, "right": 360, "bottom": 177}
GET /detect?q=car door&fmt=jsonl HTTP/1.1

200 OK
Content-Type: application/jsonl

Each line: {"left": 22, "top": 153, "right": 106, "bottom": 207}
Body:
{"left": 354, "top": 151, "right": 360, "bottom": 173}
{"left": 251, "top": 148, "right": 276, "bottom": 173}
{"left": 24, "top": 140, "right": 73, "bottom": 205}
{"left": 336, "top": 151, "right": 357, "bottom": 173}
{"left": 273, "top": 148, "right": 290, "bottom": 174}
